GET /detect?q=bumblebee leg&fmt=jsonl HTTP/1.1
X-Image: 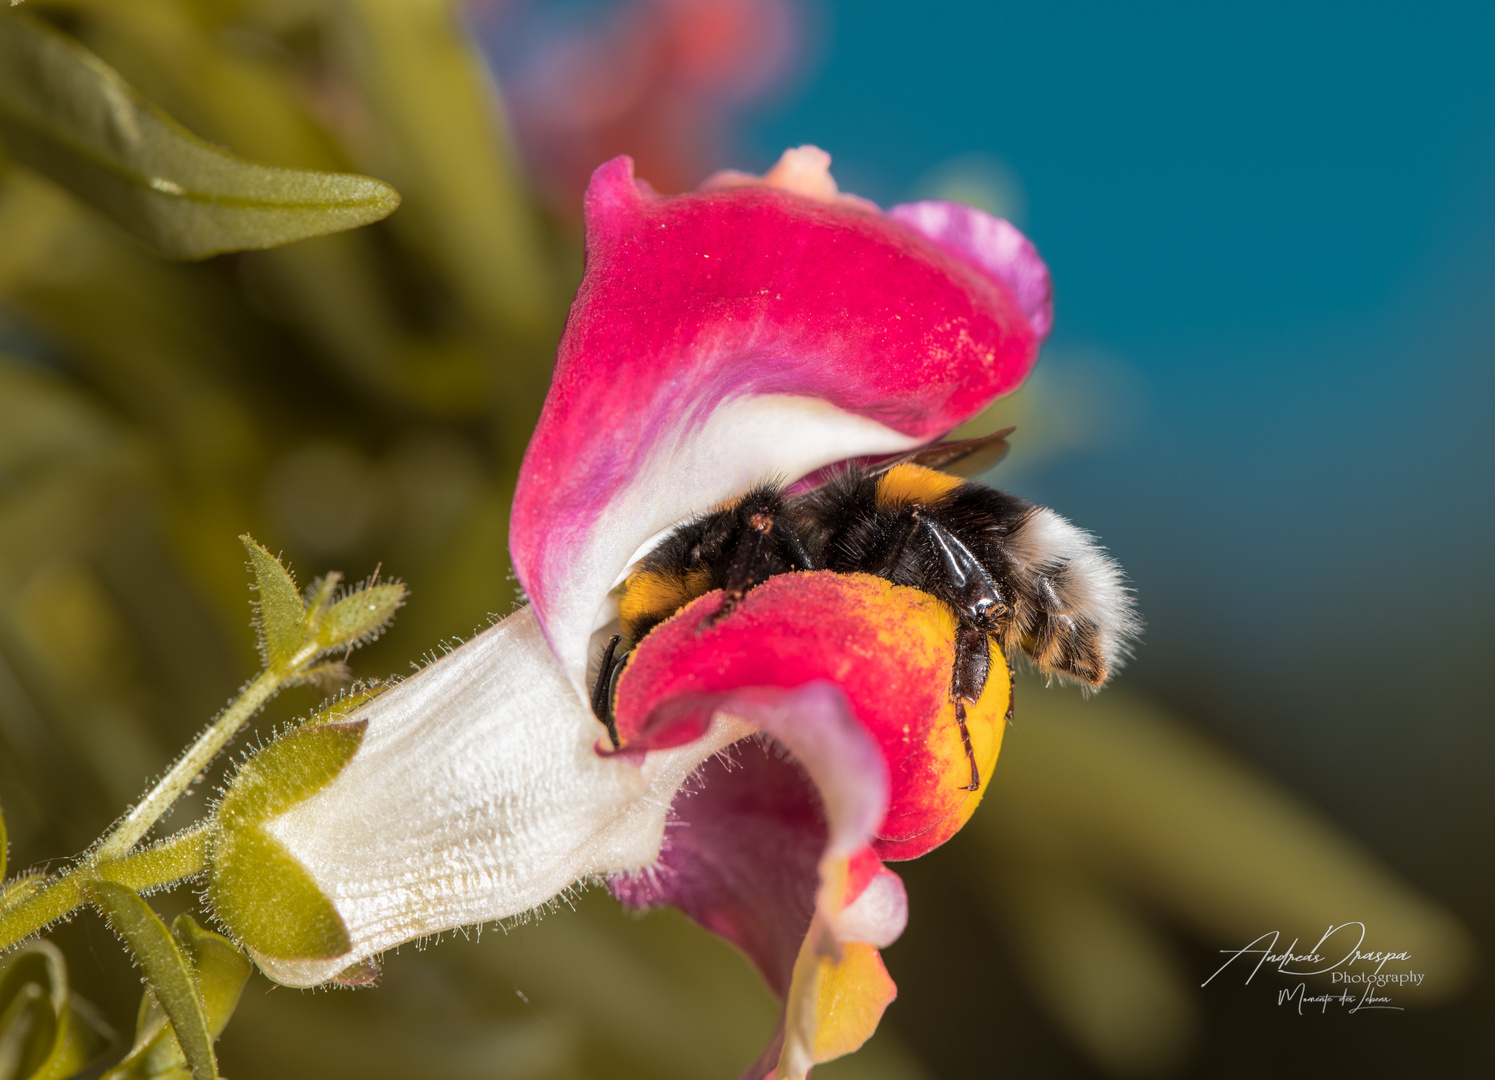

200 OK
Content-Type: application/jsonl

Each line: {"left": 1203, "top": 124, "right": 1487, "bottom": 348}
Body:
{"left": 950, "top": 621, "right": 992, "bottom": 791}
{"left": 706, "top": 510, "right": 803, "bottom": 628}
{"left": 780, "top": 522, "right": 817, "bottom": 572}
{"left": 864, "top": 509, "right": 921, "bottom": 577}
{"left": 953, "top": 701, "right": 980, "bottom": 791}
{"left": 918, "top": 515, "right": 1007, "bottom": 628}
{"left": 704, "top": 519, "right": 770, "bottom": 628}
{"left": 590, "top": 634, "right": 624, "bottom": 749}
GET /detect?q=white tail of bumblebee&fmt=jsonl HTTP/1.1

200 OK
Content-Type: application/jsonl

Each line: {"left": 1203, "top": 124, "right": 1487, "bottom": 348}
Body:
{"left": 1003, "top": 506, "right": 1141, "bottom": 685}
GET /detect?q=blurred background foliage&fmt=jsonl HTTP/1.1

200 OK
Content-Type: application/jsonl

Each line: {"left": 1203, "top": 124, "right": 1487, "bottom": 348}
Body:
{"left": 0, "top": 0, "right": 1488, "bottom": 1078}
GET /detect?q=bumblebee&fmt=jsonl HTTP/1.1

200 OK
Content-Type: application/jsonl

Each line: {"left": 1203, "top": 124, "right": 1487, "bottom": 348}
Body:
{"left": 589, "top": 483, "right": 813, "bottom": 744}
{"left": 592, "top": 431, "right": 1139, "bottom": 787}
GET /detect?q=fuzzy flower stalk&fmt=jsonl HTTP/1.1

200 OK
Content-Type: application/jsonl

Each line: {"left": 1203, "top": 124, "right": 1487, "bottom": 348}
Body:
{"left": 208, "top": 146, "right": 1097, "bottom": 1078}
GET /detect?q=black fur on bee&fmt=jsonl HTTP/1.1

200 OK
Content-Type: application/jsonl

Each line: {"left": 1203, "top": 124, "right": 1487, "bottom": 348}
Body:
{"left": 594, "top": 432, "right": 1139, "bottom": 788}
{"left": 618, "top": 483, "right": 816, "bottom": 644}
{"left": 797, "top": 461, "right": 1136, "bottom": 687}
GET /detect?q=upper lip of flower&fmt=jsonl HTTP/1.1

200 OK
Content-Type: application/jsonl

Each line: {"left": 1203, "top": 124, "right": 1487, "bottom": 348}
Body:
{"left": 509, "top": 145, "right": 1052, "bottom": 693}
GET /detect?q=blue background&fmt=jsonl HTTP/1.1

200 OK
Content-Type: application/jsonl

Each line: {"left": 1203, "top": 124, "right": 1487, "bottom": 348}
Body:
{"left": 749, "top": 0, "right": 1495, "bottom": 882}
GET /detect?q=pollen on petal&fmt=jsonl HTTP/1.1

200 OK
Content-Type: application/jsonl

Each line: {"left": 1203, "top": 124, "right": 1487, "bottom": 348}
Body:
{"left": 889, "top": 199, "right": 1054, "bottom": 342}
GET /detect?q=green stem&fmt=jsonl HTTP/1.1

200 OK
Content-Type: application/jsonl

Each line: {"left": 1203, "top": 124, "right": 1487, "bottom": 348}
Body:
{"left": 100, "top": 824, "right": 212, "bottom": 891}
{"left": 0, "top": 588, "right": 345, "bottom": 953}
{"left": 0, "top": 821, "right": 213, "bottom": 951}
{"left": 0, "top": 874, "right": 83, "bottom": 951}
{"left": 95, "top": 668, "right": 283, "bottom": 862}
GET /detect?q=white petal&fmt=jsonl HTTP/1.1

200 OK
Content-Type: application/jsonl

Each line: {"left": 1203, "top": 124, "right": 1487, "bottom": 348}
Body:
{"left": 254, "top": 605, "right": 749, "bottom": 987}
{"left": 837, "top": 869, "right": 909, "bottom": 949}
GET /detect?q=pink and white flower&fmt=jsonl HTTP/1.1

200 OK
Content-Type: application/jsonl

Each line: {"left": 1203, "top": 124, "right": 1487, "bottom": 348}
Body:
{"left": 234, "top": 147, "right": 1052, "bottom": 1079}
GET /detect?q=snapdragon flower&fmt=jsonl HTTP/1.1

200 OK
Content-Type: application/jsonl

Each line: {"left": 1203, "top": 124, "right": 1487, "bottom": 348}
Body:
{"left": 218, "top": 146, "right": 1052, "bottom": 1079}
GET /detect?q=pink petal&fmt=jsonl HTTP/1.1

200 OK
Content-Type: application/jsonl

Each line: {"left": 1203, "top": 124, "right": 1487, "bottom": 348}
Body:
{"left": 511, "top": 155, "right": 1049, "bottom": 687}
{"left": 609, "top": 683, "right": 893, "bottom": 994}
{"left": 888, "top": 200, "right": 1054, "bottom": 342}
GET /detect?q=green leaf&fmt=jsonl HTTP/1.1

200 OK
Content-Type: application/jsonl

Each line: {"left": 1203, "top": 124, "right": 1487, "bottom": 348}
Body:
{"left": 0, "top": 12, "right": 400, "bottom": 259}
{"left": 103, "top": 992, "right": 172, "bottom": 1080}
{"left": 0, "top": 953, "right": 53, "bottom": 1080}
{"left": 87, "top": 882, "right": 217, "bottom": 1080}
{"left": 239, "top": 535, "right": 304, "bottom": 669}
{"left": 171, "top": 917, "right": 250, "bottom": 1037}
{"left": 303, "top": 683, "right": 388, "bottom": 728}
{"left": 215, "top": 721, "right": 367, "bottom": 826}
{"left": 207, "top": 829, "right": 350, "bottom": 962}
{"left": 312, "top": 583, "right": 406, "bottom": 653}
{"left": 103, "top": 916, "right": 251, "bottom": 1080}
{"left": 304, "top": 573, "right": 342, "bottom": 620}
{"left": 208, "top": 723, "right": 366, "bottom": 960}
{"left": 0, "top": 940, "right": 113, "bottom": 1080}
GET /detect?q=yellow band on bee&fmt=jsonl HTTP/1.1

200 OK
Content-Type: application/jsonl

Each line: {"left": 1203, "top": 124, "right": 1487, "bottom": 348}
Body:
{"left": 874, "top": 463, "right": 963, "bottom": 509}
{"left": 619, "top": 568, "right": 713, "bottom": 638}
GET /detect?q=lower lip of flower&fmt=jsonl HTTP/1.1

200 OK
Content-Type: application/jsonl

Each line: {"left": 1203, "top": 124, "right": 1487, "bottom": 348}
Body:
{"left": 602, "top": 569, "right": 1013, "bottom": 1077}
{"left": 611, "top": 571, "right": 1012, "bottom": 860}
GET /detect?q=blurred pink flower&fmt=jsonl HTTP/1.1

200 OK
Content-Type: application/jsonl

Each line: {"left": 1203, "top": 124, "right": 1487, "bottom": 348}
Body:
{"left": 474, "top": 0, "right": 805, "bottom": 207}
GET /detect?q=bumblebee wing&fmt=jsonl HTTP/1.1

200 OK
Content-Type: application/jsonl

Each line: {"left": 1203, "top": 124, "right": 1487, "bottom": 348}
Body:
{"left": 878, "top": 428, "right": 1014, "bottom": 479}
